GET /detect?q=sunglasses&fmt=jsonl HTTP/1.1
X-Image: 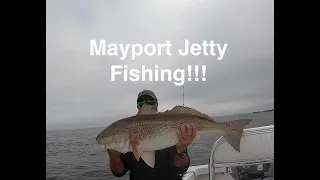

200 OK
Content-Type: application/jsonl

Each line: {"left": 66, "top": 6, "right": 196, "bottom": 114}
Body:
{"left": 137, "top": 99, "right": 157, "bottom": 107}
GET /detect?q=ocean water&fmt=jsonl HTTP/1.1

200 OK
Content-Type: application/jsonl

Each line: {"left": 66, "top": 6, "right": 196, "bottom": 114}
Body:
{"left": 46, "top": 111, "right": 274, "bottom": 180}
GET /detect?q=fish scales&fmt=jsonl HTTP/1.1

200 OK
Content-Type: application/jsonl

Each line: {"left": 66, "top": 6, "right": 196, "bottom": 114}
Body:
{"left": 126, "top": 113, "right": 215, "bottom": 141}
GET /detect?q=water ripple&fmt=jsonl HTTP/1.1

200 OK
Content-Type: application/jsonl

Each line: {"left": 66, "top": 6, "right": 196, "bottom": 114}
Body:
{"left": 47, "top": 112, "right": 274, "bottom": 180}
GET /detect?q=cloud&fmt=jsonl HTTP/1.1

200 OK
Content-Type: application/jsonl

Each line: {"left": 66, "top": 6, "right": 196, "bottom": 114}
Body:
{"left": 46, "top": 0, "right": 274, "bottom": 125}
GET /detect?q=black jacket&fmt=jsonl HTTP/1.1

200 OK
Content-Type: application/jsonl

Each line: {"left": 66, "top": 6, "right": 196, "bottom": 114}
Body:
{"left": 111, "top": 146, "right": 190, "bottom": 180}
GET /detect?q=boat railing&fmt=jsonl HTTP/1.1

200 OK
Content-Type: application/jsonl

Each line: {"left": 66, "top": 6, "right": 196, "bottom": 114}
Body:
{"left": 209, "top": 125, "right": 274, "bottom": 180}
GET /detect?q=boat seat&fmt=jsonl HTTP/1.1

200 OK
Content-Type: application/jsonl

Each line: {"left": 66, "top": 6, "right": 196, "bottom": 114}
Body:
{"left": 209, "top": 125, "right": 274, "bottom": 180}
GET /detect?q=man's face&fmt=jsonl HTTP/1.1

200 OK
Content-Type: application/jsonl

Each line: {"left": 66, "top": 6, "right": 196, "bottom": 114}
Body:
{"left": 137, "top": 95, "right": 158, "bottom": 112}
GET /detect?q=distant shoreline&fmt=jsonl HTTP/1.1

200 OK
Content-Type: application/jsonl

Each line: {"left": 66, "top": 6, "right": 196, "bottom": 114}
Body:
{"left": 252, "top": 109, "right": 274, "bottom": 114}
{"left": 47, "top": 109, "right": 274, "bottom": 131}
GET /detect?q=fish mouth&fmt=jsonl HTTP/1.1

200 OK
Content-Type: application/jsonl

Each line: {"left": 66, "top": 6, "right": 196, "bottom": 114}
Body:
{"left": 101, "top": 145, "right": 108, "bottom": 150}
{"left": 96, "top": 133, "right": 105, "bottom": 144}
{"left": 97, "top": 136, "right": 111, "bottom": 150}
{"left": 96, "top": 137, "right": 102, "bottom": 145}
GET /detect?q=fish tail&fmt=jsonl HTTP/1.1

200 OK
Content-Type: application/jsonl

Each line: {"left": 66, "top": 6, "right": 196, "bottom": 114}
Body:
{"left": 216, "top": 119, "right": 252, "bottom": 152}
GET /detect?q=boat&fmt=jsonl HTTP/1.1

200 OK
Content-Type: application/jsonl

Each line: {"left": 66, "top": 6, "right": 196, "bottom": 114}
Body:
{"left": 182, "top": 125, "right": 274, "bottom": 180}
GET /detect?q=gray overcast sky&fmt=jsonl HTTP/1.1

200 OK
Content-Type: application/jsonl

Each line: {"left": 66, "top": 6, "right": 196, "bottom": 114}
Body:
{"left": 46, "top": 0, "right": 274, "bottom": 125}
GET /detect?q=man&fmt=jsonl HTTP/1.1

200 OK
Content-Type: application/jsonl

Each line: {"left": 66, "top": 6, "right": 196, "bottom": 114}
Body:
{"left": 107, "top": 90, "right": 197, "bottom": 180}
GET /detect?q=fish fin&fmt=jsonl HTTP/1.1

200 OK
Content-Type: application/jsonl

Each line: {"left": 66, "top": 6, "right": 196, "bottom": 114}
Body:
{"left": 137, "top": 104, "right": 158, "bottom": 115}
{"left": 219, "top": 119, "right": 252, "bottom": 152}
{"left": 194, "top": 132, "right": 201, "bottom": 141}
{"left": 164, "top": 105, "right": 212, "bottom": 119}
{"left": 131, "top": 140, "right": 141, "bottom": 161}
{"left": 121, "top": 140, "right": 130, "bottom": 154}
{"left": 141, "top": 151, "right": 155, "bottom": 168}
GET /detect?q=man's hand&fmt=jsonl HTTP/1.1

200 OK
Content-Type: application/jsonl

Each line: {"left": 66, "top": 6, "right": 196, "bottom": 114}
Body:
{"left": 173, "top": 124, "right": 197, "bottom": 168}
{"left": 107, "top": 149, "right": 124, "bottom": 173}
{"left": 176, "top": 124, "right": 197, "bottom": 154}
{"left": 107, "top": 149, "right": 121, "bottom": 158}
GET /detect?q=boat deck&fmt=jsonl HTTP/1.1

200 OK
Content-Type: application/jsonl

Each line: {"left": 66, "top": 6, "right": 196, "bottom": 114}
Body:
{"left": 183, "top": 163, "right": 274, "bottom": 180}
{"left": 194, "top": 174, "right": 208, "bottom": 180}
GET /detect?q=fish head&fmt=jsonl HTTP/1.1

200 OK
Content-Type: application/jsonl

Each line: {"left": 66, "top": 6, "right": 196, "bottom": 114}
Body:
{"left": 96, "top": 129, "right": 114, "bottom": 146}
{"left": 96, "top": 126, "right": 131, "bottom": 153}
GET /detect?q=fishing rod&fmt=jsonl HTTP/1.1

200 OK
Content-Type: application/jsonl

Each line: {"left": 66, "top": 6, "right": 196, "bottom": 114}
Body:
{"left": 182, "top": 85, "right": 184, "bottom": 107}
